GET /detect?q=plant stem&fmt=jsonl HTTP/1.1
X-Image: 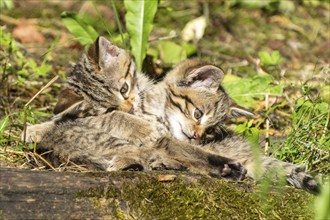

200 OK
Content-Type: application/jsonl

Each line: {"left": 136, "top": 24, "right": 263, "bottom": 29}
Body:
{"left": 111, "top": 0, "right": 125, "bottom": 47}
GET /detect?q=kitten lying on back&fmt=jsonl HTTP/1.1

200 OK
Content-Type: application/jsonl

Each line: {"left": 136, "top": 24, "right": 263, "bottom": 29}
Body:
{"left": 25, "top": 37, "right": 319, "bottom": 193}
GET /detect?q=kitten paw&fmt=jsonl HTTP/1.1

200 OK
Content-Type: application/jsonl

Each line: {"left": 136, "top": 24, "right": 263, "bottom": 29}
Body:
{"left": 211, "top": 161, "right": 247, "bottom": 181}
{"left": 106, "top": 156, "right": 145, "bottom": 171}
{"left": 287, "top": 167, "right": 320, "bottom": 194}
{"left": 21, "top": 121, "right": 54, "bottom": 143}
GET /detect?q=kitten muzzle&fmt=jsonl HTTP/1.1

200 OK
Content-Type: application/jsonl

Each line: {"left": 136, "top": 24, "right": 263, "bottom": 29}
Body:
{"left": 128, "top": 106, "right": 134, "bottom": 114}
{"left": 120, "top": 102, "right": 135, "bottom": 114}
{"left": 192, "top": 132, "right": 201, "bottom": 142}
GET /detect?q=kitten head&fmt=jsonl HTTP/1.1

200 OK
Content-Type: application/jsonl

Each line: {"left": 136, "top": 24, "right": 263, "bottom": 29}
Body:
{"left": 54, "top": 37, "right": 137, "bottom": 116}
{"left": 200, "top": 100, "right": 254, "bottom": 144}
{"left": 163, "top": 60, "right": 253, "bottom": 143}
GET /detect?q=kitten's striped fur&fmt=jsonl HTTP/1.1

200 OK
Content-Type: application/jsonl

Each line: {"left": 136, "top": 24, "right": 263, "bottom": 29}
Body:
{"left": 24, "top": 37, "right": 246, "bottom": 180}
{"left": 53, "top": 37, "right": 142, "bottom": 120}
{"left": 24, "top": 37, "right": 319, "bottom": 193}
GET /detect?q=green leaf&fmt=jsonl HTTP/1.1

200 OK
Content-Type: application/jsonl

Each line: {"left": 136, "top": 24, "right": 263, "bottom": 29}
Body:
{"left": 316, "top": 102, "right": 329, "bottom": 115}
{"left": 223, "top": 74, "right": 283, "bottom": 108}
{"left": 61, "top": 11, "right": 98, "bottom": 46}
{"left": 320, "top": 85, "right": 330, "bottom": 103}
{"left": 0, "top": 116, "right": 9, "bottom": 135}
{"left": 157, "top": 41, "right": 187, "bottom": 67}
{"left": 181, "top": 42, "right": 197, "bottom": 57}
{"left": 124, "top": 0, "right": 158, "bottom": 71}
{"left": 0, "top": 0, "right": 14, "bottom": 9}
{"left": 37, "top": 63, "right": 52, "bottom": 77}
{"left": 258, "top": 50, "right": 284, "bottom": 66}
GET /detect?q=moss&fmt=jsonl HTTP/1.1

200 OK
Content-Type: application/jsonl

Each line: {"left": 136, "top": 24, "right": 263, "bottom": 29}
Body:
{"left": 76, "top": 171, "right": 314, "bottom": 219}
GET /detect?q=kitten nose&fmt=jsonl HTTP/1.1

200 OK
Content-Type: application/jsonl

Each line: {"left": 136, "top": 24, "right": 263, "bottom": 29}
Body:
{"left": 128, "top": 105, "right": 134, "bottom": 114}
{"left": 193, "top": 132, "right": 200, "bottom": 140}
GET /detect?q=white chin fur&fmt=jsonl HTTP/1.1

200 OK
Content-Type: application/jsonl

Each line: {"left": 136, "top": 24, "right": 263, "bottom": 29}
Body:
{"left": 167, "top": 113, "right": 189, "bottom": 141}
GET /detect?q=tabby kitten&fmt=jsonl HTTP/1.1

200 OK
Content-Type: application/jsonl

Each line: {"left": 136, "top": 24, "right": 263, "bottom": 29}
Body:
{"left": 25, "top": 37, "right": 319, "bottom": 193}
{"left": 36, "top": 111, "right": 246, "bottom": 179}
{"left": 24, "top": 37, "right": 247, "bottom": 180}
{"left": 53, "top": 36, "right": 146, "bottom": 120}
{"left": 24, "top": 36, "right": 151, "bottom": 143}
{"left": 25, "top": 37, "right": 250, "bottom": 146}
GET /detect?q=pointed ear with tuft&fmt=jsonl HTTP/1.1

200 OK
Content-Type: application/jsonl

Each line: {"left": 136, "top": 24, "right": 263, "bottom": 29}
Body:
{"left": 228, "top": 102, "right": 254, "bottom": 118}
{"left": 178, "top": 65, "right": 224, "bottom": 90}
{"left": 53, "top": 88, "right": 83, "bottom": 115}
{"left": 87, "top": 36, "right": 119, "bottom": 70}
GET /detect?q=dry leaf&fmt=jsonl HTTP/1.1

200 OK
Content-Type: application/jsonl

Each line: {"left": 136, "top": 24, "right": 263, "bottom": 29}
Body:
{"left": 181, "top": 16, "right": 207, "bottom": 42}
{"left": 158, "top": 174, "right": 176, "bottom": 182}
{"left": 12, "top": 19, "right": 45, "bottom": 44}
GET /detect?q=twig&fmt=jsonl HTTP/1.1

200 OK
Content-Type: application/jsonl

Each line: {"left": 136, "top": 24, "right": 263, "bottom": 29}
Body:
{"left": 0, "top": 14, "right": 20, "bottom": 25}
{"left": 23, "top": 75, "right": 59, "bottom": 143}
{"left": 264, "top": 93, "right": 270, "bottom": 155}
{"left": 275, "top": 109, "right": 291, "bottom": 118}
{"left": 148, "top": 32, "right": 178, "bottom": 42}
{"left": 33, "top": 136, "right": 56, "bottom": 171}
{"left": 1, "top": 149, "right": 25, "bottom": 156}
{"left": 0, "top": 14, "right": 39, "bottom": 26}
{"left": 312, "top": 154, "right": 329, "bottom": 166}
{"left": 322, "top": 106, "right": 330, "bottom": 138}
{"left": 68, "top": 161, "right": 90, "bottom": 172}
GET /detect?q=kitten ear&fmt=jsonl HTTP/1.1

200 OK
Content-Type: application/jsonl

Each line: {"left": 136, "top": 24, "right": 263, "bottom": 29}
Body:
{"left": 178, "top": 65, "right": 224, "bottom": 89}
{"left": 87, "top": 36, "right": 119, "bottom": 69}
{"left": 53, "top": 88, "right": 83, "bottom": 114}
{"left": 228, "top": 102, "right": 254, "bottom": 118}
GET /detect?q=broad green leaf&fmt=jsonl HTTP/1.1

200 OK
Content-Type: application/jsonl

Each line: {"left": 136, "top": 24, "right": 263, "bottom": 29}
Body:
{"left": 0, "top": 0, "right": 14, "bottom": 9}
{"left": 61, "top": 12, "right": 98, "bottom": 46}
{"left": 157, "top": 41, "right": 186, "bottom": 67}
{"left": 124, "top": 0, "right": 158, "bottom": 71}
{"left": 223, "top": 74, "right": 283, "bottom": 108}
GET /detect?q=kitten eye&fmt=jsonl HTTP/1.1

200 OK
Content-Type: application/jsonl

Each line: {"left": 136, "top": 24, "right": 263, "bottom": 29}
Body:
{"left": 194, "top": 108, "right": 203, "bottom": 120}
{"left": 205, "top": 127, "right": 214, "bottom": 135}
{"left": 120, "top": 82, "right": 129, "bottom": 94}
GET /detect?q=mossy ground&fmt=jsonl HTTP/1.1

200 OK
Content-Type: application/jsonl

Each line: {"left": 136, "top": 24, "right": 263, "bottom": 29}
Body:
{"left": 77, "top": 171, "right": 314, "bottom": 219}
{"left": 0, "top": 2, "right": 328, "bottom": 219}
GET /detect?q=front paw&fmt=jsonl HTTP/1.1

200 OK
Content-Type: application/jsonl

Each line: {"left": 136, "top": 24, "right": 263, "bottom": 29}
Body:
{"left": 105, "top": 155, "right": 145, "bottom": 171}
{"left": 287, "top": 167, "right": 320, "bottom": 194}
{"left": 210, "top": 161, "right": 247, "bottom": 181}
{"left": 21, "top": 121, "right": 54, "bottom": 143}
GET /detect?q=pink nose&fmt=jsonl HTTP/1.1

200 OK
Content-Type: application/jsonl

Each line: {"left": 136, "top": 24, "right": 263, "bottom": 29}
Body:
{"left": 128, "top": 106, "right": 134, "bottom": 114}
{"left": 193, "top": 132, "right": 200, "bottom": 140}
